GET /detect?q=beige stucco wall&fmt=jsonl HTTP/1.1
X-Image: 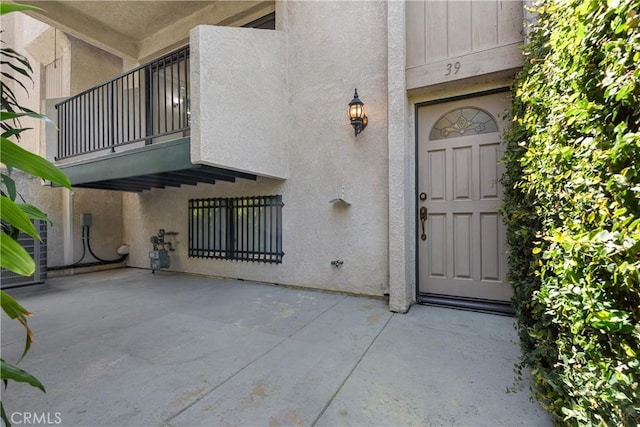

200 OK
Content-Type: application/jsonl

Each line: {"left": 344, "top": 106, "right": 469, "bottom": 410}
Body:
{"left": 278, "top": 0, "right": 389, "bottom": 295}
{"left": 57, "top": 38, "right": 125, "bottom": 267}
{"left": 123, "top": 1, "right": 390, "bottom": 297}
{"left": 7, "top": 1, "right": 523, "bottom": 307}
{"left": 66, "top": 189, "right": 124, "bottom": 265}
{"left": 3, "top": 13, "right": 48, "bottom": 156}
{"left": 386, "top": 0, "right": 415, "bottom": 312}
{"left": 5, "top": 15, "right": 127, "bottom": 270}
{"left": 2, "top": 14, "right": 63, "bottom": 268}
{"left": 68, "top": 36, "right": 122, "bottom": 95}
{"left": 191, "top": 25, "right": 288, "bottom": 179}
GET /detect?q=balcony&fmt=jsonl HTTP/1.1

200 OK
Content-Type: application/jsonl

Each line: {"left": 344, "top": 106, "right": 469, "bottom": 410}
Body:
{"left": 54, "top": 24, "right": 288, "bottom": 192}
{"left": 56, "top": 46, "right": 191, "bottom": 161}
{"left": 54, "top": 45, "right": 257, "bottom": 192}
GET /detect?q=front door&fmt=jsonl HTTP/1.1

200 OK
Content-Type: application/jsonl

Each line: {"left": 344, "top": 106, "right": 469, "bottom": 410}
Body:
{"left": 417, "top": 92, "right": 512, "bottom": 303}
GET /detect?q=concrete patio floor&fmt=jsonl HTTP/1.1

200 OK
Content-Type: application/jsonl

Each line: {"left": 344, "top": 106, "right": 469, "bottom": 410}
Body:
{"left": 1, "top": 268, "right": 551, "bottom": 426}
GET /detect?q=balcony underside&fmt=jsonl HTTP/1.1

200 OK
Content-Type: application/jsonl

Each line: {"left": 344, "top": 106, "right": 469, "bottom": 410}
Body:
{"left": 57, "top": 138, "right": 256, "bottom": 193}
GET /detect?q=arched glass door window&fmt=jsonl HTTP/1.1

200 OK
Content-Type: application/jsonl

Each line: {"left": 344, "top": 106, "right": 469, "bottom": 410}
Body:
{"left": 429, "top": 107, "right": 498, "bottom": 140}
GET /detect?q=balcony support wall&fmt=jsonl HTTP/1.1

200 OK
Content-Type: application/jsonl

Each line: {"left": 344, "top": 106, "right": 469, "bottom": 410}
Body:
{"left": 190, "top": 26, "right": 288, "bottom": 179}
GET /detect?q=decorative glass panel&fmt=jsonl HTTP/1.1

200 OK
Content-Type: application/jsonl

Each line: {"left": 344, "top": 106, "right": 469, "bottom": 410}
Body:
{"left": 429, "top": 107, "right": 498, "bottom": 140}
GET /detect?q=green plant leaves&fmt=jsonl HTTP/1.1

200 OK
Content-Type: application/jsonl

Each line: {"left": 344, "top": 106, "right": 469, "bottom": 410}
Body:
{"left": 0, "top": 232, "right": 35, "bottom": 276}
{"left": 1, "top": 196, "right": 40, "bottom": 240}
{"left": 502, "top": 0, "right": 640, "bottom": 424}
{"left": 0, "top": 3, "right": 43, "bottom": 15}
{"left": 1, "top": 174, "right": 17, "bottom": 200}
{"left": 0, "top": 137, "right": 71, "bottom": 190}
{"left": 19, "top": 203, "right": 52, "bottom": 224}
{"left": 1, "top": 402, "right": 9, "bottom": 427}
{"left": 1, "top": 111, "right": 55, "bottom": 128}
{"left": 1, "top": 290, "right": 34, "bottom": 361}
{"left": 0, "top": 360, "right": 45, "bottom": 393}
{"left": 1, "top": 4, "right": 53, "bottom": 420}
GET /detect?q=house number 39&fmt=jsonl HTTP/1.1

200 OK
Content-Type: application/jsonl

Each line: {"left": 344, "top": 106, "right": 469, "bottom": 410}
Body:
{"left": 445, "top": 62, "right": 461, "bottom": 76}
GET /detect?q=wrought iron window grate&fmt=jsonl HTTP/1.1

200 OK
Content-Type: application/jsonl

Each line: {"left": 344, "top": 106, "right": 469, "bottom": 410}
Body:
{"left": 189, "top": 195, "right": 284, "bottom": 263}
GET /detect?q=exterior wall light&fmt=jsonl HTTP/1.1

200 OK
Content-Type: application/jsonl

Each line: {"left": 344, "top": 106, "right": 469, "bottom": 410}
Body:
{"left": 348, "top": 89, "right": 368, "bottom": 136}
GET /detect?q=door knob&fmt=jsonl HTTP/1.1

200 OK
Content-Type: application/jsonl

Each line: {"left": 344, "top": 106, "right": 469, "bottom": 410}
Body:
{"left": 419, "top": 206, "right": 427, "bottom": 241}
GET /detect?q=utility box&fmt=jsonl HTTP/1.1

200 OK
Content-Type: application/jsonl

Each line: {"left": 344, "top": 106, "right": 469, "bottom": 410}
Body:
{"left": 149, "top": 250, "right": 170, "bottom": 273}
{"left": 81, "top": 213, "right": 92, "bottom": 227}
{"left": 149, "top": 229, "right": 171, "bottom": 273}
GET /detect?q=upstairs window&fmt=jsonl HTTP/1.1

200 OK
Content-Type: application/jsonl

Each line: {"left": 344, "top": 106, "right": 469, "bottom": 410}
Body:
{"left": 188, "top": 195, "right": 284, "bottom": 263}
{"left": 243, "top": 12, "right": 275, "bottom": 30}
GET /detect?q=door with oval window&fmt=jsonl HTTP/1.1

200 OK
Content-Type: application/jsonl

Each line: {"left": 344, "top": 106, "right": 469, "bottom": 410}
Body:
{"left": 417, "top": 92, "right": 512, "bottom": 306}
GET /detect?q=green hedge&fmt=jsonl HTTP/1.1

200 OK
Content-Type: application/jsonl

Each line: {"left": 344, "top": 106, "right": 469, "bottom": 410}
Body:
{"left": 501, "top": 0, "right": 639, "bottom": 424}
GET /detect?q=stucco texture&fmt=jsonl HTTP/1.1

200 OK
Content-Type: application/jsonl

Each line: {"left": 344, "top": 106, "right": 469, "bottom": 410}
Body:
{"left": 191, "top": 25, "right": 288, "bottom": 179}
{"left": 0, "top": 175, "right": 123, "bottom": 270}
{"left": 69, "top": 36, "right": 123, "bottom": 96}
{"left": 69, "top": 189, "right": 124, "bottom": 265}
{"left": 386, "top": 0, "right": 415, "bottom": 312}
{"left": 123, "top": 1, "right": 390, "bottom": 297}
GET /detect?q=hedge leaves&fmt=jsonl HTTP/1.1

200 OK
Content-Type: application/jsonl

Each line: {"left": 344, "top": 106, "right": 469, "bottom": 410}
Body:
{"left": 502, "top": 0, "right": 639, "bottom": 424}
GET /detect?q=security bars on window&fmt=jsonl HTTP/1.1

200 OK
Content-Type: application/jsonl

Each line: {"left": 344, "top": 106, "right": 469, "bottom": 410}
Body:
{"left": 188, "top": 196, "right": 284, "bottom": 263}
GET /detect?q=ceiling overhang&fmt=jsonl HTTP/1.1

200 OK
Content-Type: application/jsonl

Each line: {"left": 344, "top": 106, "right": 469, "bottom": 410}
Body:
{"left": 16, "top": 1, "right": 275, "bottom": 62}
{"left": 57, "top": 138, "right": 256, "bottom": 192}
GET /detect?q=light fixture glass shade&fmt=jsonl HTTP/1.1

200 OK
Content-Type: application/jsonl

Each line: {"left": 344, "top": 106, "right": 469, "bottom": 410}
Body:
{"left": 348, "top": 89, "right": 368, "bottom": 136}
{"left": 349, "top": 102, "right": 364, "bottom": 120}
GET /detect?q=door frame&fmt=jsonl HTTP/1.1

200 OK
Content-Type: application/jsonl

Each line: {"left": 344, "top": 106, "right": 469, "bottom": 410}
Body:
{"left": 414, "top": 87, "right": 513, "bottom": 314}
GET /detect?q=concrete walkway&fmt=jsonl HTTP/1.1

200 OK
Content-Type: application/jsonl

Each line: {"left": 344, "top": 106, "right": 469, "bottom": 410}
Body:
{"left": 1, "top": 269, "right": 551, "bottom": 426}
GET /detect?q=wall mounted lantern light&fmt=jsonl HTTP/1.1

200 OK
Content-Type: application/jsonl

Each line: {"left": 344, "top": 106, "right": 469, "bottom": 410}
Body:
{"left": 348, "top": 89, "right": 368, "bottom": 136}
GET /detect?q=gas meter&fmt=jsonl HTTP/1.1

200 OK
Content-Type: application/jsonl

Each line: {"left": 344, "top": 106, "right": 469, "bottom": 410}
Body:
{"left": 149, "top": 229, "right": 171, "bottom": 273}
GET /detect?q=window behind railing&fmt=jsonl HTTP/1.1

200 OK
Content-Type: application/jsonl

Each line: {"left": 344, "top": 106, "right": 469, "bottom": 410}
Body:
{"left": 188, "top": 195, "right": 284, "bottom": 263}
{"left": 55, "top": 46, "right": 190, "bottom": 160}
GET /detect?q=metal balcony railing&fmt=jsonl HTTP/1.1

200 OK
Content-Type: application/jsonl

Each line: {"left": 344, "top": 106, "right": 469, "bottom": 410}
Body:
{"left": 55, "top": 46, "right": 190, "bottom": 160}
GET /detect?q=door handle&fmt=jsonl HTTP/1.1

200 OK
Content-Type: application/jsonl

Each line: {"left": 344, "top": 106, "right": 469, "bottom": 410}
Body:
{"left": 419, "top": 206, "right": 427, "bottom": 241}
